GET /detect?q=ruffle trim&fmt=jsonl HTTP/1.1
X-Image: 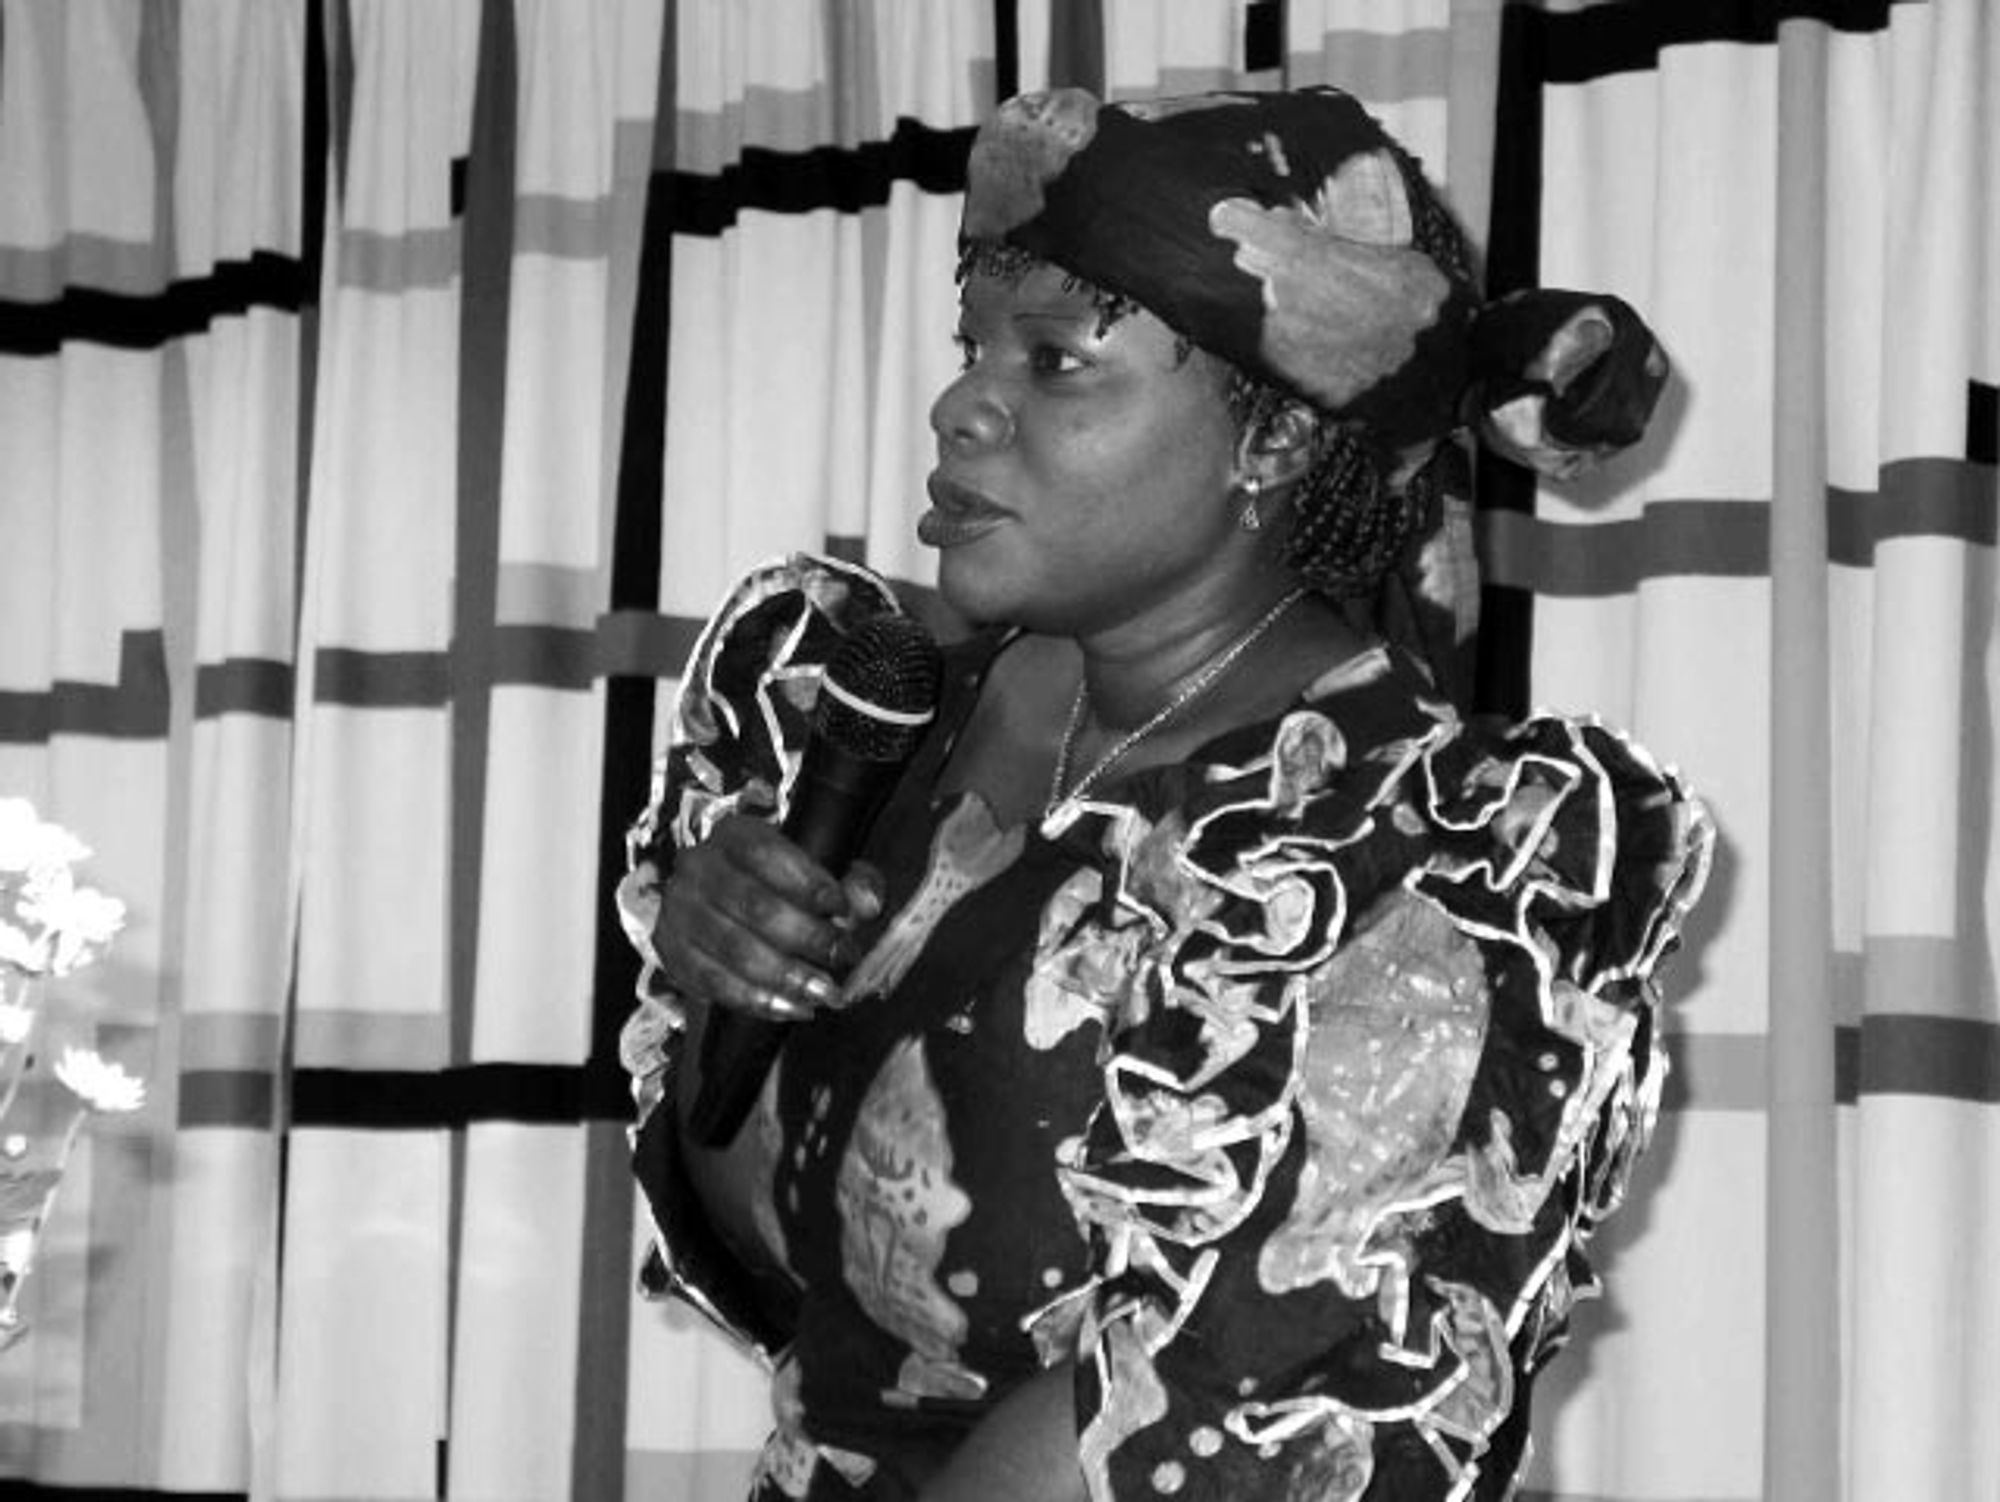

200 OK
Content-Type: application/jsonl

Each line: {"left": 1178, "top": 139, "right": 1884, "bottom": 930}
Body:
{"left": 1059, "top": 686, "right": 1712, "bottom": 1498}
{"left": 618, "top": 554, "right": 912, "bottom": 1361}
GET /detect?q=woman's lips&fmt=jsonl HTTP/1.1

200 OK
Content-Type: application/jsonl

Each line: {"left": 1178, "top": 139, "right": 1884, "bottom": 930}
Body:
{"left": 918, "top": 478, "right": 1011, "bottom": 548}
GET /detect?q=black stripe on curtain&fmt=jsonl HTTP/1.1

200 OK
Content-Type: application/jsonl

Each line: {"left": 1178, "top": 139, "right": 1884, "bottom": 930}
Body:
{"left": 1472, "top": 6, "right": 1549, "bottom": 720}
{"left": 0, "top": 1487, "right": 244, "bottom": 1501}
{"left": 0, "top": 632, "right": 171, "bottom": 741}
{"left": 590, "top": 0, "right": 680, "bottom": 1120}
{"left": 1244, "top": 1, "right": 1285, "bottom": 74}
{"left": 994, "top": 0, "right": 1019, "bottom": 102}
{"left": 1529, "top": 0, "right": 1926, "bottom": 83}
{"left": 1971, "top": 380, "right": 1997, "bottom": 465}
{"left": 669, "top": 119, "right": 976, "bottom": 236}
{"left": 300, "top": 0, "right": 329, "bottom": 610}
{"left": 0, "top": 253, "right": 311, "bottom": 354}
{"left": 292, "top": 1064, "right": 599, "bottom": 1126}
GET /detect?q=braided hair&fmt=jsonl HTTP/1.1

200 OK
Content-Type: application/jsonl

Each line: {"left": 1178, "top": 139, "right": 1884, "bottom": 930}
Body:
{"left": 1229, "top": 139, "right": 1476, "bottom": 600}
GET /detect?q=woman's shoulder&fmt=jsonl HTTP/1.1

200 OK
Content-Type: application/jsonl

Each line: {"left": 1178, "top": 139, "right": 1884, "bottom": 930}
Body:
{"left": 1096, "top": 637, "right": 1714, "bottom": 989}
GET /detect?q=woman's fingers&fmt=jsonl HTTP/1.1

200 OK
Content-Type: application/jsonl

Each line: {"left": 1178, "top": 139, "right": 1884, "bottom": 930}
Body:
{"left": 706, "top": 813, "right": 849, "bottom": 915}
{"left": 839, "top": 861, "right": 886, "bottom": 926}
{"left": 658, "top": 875, "right": 838, "bottom": 1017}
{"left": 663, "top": 921, "right": 820, "bottom": 1021}
{"left": 652, "top": 815, "right": 860, "bottom": 1016}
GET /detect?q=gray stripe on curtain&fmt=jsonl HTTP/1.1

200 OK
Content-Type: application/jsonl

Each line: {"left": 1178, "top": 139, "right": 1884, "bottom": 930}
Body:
{"left": 1479, "top": 457, "right": 1996, "bottom": 594}
{"left": 442, "top": 8, "right": 519, "bottom": 1487}
{"left": 513, "top": 193, "right": 615, "bottom": 260}
{"left": 0, "top": 631, "right": 171, "bottom": 740}
{"left": 1480, "top": 501, "right": 1770, "bottom": 592}
{"left": 179, "top": 1070, "right": 279, "bottom": 1128}
{"left": 1856, "top": 1015, "right": 2000, "bottom": 1101}
{"left": 1765, "top": 22, "right": 1840, "bottom": 1502}
{"left": 312, "top": 647, "right": 452, "bottom": 705}
{"left": 333, "top": 224, "right": 463, "bottom": 291}
{"left": 1047, "top": 0, "right": 1104, "bottom": 94}
{"left": 491, "top": 626, "right": 599, "bottom": 688}
{"left": 304, "top": 619, "right": 698, "bottom": 704}
{"left": 16, "top": 619, "right": 701, "bottom": 726}
{"left": 0, "top": 237, "right": 172, "bottom": 296}
{"left": 1286, "top": 27, "right": 1452, "bottom": 100}
{"left": 1829, "top": 458, "right": 1999, "bottom": 559}
{"left": 598, "top": 610, "right": 704, "bottom": 678}
{"left": 1667, "top": 1016, "right": 2000, "bottom": 1110}
{"left": 673, "top": 85, "right": 864, "bottom": 171}
{"left": 194, "top": 657, "right": 296, "bottom": 717}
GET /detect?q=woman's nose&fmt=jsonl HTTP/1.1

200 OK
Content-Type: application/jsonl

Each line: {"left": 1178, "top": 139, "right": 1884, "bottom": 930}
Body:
{"left": 929, "top": 370, "right": 1013, "bottom": 451}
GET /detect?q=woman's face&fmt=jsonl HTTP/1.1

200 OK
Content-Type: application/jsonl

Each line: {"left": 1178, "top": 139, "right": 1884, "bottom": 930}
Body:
{"left": 924, "top": 260, "right": 1248, "bottom": 634}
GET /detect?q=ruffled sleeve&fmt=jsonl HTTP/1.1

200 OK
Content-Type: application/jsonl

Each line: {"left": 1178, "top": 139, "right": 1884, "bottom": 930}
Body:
{"left": 1055, "top": 675, "right": 1712, "bottom": 1501}
{"left": 615, "top": 554, "right": 905, "bottom": 1112}
{"left": 615, "top": 553, "right": 908, "bottom": 1357}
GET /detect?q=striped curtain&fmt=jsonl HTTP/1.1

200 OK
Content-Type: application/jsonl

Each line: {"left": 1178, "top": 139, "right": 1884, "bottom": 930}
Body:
{"left": 1, "top": 2, "right": 1993, "bottom": 1500}
{"left": 1476, "top": 5, "right": 1999, "bottom": 1501}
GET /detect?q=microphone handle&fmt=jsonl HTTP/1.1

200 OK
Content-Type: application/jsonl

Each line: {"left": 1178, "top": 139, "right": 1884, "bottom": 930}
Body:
{"left": 684, "top": 750, "right": 904, "bottom": 1147}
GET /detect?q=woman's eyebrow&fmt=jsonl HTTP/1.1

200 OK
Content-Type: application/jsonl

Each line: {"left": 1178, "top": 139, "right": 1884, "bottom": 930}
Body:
{"left": 1011, "top": 306, "right": 1100, "bottom": 331}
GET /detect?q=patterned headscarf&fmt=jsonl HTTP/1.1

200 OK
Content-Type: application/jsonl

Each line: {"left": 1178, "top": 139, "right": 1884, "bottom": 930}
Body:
{"left": 960, "top": 85, "right": 1664, "bottom": 482}
{"left": 959, "top": 85, "right": 1671, "bottom": 702}
{"left": 963, "top": 87, "right": 1481, "bottom": 454}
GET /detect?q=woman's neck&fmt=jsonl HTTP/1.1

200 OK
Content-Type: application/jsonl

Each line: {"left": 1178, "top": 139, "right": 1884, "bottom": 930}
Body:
{"left": 1068, "top": 574, "right": 1316, "bottom": 730}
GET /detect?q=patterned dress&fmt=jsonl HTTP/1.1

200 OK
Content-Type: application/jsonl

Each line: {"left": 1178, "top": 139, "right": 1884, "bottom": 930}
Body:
{"left": 619, "top": 556, "right": 1712, "bottom": 1502}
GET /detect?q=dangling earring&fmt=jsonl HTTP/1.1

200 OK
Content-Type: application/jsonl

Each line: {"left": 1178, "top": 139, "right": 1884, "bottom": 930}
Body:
{"left": 1237, "top": 475, "right": 1263, "bottom": 532}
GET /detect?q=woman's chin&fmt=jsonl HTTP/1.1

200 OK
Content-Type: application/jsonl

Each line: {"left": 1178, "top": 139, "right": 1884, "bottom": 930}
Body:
{"left": 934, "top": 551, "right": 1022, "bottom": 628}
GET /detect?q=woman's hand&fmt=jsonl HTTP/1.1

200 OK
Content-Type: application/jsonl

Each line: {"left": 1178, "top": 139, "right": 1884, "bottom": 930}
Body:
{"left": 652, "top": 813, "right": 883, "bottom": 1022}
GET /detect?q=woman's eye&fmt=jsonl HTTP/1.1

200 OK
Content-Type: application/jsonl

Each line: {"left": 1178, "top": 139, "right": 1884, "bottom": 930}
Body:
{"left": 951, "top": 333, "right": 978, "bottom": 370}
{"left": 1030, "top": 344, "right": 1086, "bottom": 376}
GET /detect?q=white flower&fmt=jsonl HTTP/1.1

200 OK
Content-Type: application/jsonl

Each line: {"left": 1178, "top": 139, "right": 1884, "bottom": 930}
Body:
{"left": 0, "top": 1000, "right": 33, "bottom": 1045}
{"left": 53, "top": 1047, "right": 145, "bottom": 1114}
{"left": 26, "top": 884, "right": 125, "bottom": 976}
{"left": 0, "top": 800, "right": 90, "bottom": 878}
{"left": 0, "top": 925, "right": 46, "bottom": 977}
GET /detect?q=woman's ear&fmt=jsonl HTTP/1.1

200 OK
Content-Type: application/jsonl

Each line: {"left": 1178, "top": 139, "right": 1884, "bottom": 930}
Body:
{"left": 1235, "top": 401, "right": 1321, "bottom": 491}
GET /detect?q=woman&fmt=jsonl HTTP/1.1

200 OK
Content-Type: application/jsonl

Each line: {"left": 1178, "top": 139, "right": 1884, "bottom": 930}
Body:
{"left": 620, "top": 87, "right": 1711, "bottom": 1502}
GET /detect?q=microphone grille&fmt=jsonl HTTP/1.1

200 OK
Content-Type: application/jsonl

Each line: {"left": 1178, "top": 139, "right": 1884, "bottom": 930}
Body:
{"left": 816, "top": 613, "right": 943, "bottom": 763}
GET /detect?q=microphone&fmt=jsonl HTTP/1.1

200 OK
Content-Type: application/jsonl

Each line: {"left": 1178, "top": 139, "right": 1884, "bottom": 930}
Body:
{"left": 686, "top": 611, "right": 943, "bottom": 1147}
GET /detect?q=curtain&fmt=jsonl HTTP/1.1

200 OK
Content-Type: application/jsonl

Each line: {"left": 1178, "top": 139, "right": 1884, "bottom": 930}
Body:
{"left": 1476, "top": 5, "right": 1999, "bottom": 1500}
{"left": 0, "top": 2, "right": 1992, "bottom": 1500}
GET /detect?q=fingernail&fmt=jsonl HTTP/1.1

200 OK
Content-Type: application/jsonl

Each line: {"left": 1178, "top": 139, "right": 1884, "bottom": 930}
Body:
{"left": 791, "top": 970, "right": 839, "bottom": 1008}
{"left": 761, "top": 990, "right": 809, "bottom": 1020}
